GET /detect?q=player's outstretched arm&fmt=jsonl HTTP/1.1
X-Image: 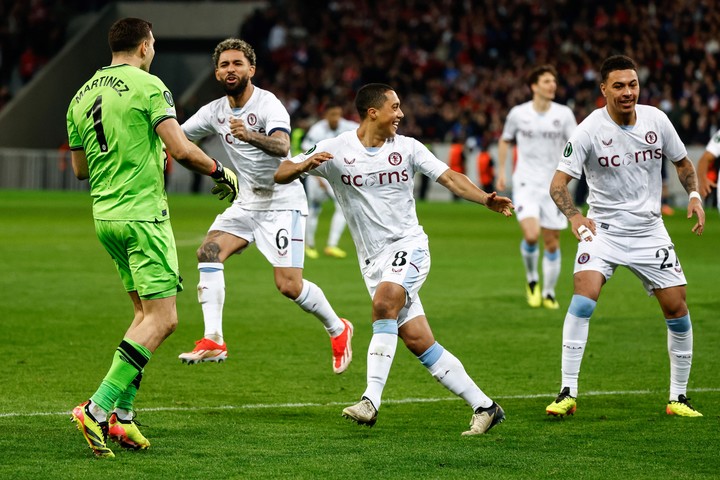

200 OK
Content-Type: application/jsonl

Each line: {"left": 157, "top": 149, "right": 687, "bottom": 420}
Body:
{"left": 436, "top": 169, "right": 514, "bottom": 216}
{"left": 157, "top": 118, "right": 216, "bottom": 174}
{"left": 274, "top": 152, "right": 333, "bottom": 184}
{"left": 674, "top": 157, "right": 705, "bottom": 235}
{"left": 550, "top": 170, "right": 596, "bottom": 241}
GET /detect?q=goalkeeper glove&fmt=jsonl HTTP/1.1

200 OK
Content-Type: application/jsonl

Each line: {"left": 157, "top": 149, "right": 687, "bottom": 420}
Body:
{"left": 210, "top": 159, "right": 239, "bottom": 202}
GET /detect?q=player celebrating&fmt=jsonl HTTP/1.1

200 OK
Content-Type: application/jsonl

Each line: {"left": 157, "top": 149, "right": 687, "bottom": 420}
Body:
{"left": 497, "top": 65, "right": 577, "bottom": 309}
{"left": 66, "top": 18, "right": 239, "bottom": 457}
{"left": 301, "top": 101, "right": 359, "bottom": 259}
{"left": 546, "top": 55, "right": 705, "bottom": 417}
{"left": 275, "top": 83, "right": 513, "bottom": 435}
{"left": 177, "top": 39, "right": 353, "bottom": 375}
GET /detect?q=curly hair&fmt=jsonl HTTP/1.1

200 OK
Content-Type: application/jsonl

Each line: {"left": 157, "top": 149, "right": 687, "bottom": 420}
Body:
{"left": 212, "top": 38, "right": 257, "bottom": 67}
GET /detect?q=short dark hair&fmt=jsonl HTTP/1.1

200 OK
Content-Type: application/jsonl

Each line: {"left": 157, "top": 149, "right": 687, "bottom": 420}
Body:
{"left": 526, "top": 64, "right": 557, "bottom": 89}
{"left": 108, "top": 18, "right": 152, "bottom": 53}
{"left": 355, "top": 83, "right": 394, "bottom": 120}
{"left": 212, "top": 38, "right": 256, "bottom": 68}
{"left": 600, "top": 55, "right": 637, "bottom": 82}
{"left": 324, "top": 98, "right": 343, "bottom": 111}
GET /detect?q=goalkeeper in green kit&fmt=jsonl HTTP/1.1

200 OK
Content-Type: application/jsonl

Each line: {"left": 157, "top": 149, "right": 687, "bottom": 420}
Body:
{"left": 65, "top": 17, "right": 238, "bottom": 458}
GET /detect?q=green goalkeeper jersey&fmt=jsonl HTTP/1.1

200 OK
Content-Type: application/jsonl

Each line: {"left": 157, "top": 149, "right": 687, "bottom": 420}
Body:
{"left": 66, "top": 64, "right": 177, "bottom": 221}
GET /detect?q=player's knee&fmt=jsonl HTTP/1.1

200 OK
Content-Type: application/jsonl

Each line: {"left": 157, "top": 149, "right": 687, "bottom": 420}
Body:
{"left": 544, "top": 239, "right": 560, "bottom": 253}
{"left": 152, "top": 310, "right": 177, "bottom": 339}
{"left": 521, "top": 238, "right": 539, "bottom": 251}
{"left": 662, "top": 301, "right": 688, "bottom": 320}
{"left": 372, "top": 298, "right": 402, "bottom": 320}
{"left": 165, "top": 314, "right": 178, "bottom": 336}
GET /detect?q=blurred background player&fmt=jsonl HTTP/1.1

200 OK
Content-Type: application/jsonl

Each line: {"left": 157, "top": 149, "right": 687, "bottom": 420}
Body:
{"left": 300, "top": 100, "right": 359, "bottom": 259}
{"left": 276, "top": 83, "right": 513, "bottom": 435}
{"left": 67, "top": 18, "right": 238, "bottom": 458}
{"left": 547, "top": 55, "right": 705, "bottom": 418}
{"left": 497, "top": 65, "right": 577, "bottom": 309}
{"left": 177, "top": 39, "right": 353, "bottom": 375}
{"left": 697, "top": 132, "right": 720, "bottom": 215}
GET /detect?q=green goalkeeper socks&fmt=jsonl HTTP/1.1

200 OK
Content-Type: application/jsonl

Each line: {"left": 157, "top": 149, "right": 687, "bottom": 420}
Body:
{"left": 114, "top": 371, "right": 143, "bottom": 412}
{"left": 91, "top": 338, "right": 151, "bottom": 414}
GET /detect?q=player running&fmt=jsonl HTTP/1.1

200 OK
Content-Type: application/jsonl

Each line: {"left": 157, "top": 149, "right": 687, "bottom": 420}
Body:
{"left": 177, "top": 38, "right": 353, "bottom": 374}
{"left": 276, "top": 83, "right": 513, "bottom": 435}
{"left": 497, "top": 65, "right": 577, "bottom": 309}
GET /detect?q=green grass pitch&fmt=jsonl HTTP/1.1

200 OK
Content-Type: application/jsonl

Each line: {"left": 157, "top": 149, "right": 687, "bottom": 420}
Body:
{"left": 0, "top": 190, "right": 718, "bottom": 479}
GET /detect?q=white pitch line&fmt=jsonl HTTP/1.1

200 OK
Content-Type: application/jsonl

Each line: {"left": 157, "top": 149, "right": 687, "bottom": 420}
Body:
{"left": 174, "top": 236, "right": 207, "bottom": 247}
{"left": 1, "top": 387, "right": 718, "bottom": 419}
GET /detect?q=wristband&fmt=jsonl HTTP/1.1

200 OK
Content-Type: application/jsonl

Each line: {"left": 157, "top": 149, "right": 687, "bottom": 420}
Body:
{"left": 689, "top": 191, "right": 701, "bottom": 202}
{"left": 210, "top": 158, "right": 223, "bottom": 179}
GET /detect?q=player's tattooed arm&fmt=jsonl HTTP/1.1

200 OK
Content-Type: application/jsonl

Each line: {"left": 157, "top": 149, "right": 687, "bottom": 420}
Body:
{"left": 674, "top": 157, "right": 699, "bottom": 194}
{"left": 245, "top": 130, "right": 291, "bottom": 157}
{"left": 229, "top": 117, "right": 290, "bottom": 157}
{"left": 551, "top": 170, "right": 596, "bottom": 240}
{"left": 549, "top": 171, "right": 581, "bottom": 219}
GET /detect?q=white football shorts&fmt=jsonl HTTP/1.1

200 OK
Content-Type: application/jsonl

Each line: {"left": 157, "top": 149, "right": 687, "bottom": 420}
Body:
{"left": 361, "top": 238, "right": 430, "bottom": 327}
{"left": 208, "top": 204, "right": 306, "bottom": 268}
{"left": 572, "top": 223, "right": 687, "bottom": 295}
{"left": 512, "top": 182, "right": 568, "bottom": 230}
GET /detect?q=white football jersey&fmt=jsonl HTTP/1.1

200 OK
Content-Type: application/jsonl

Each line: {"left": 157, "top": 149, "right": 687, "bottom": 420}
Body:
{"left": 557, "top": 105, "right": 687, "bottom": 234}
{"left": 182, "top": 86, "right": 307, "bottom": 213}
{"left": 501, "top": 101, "right": 577, "bottom": 188}
{"left": 301, "top": 117, "right": 359, "bottom": 151}
{"left": 292, "top": 131, "right": 449, "bottom": 264}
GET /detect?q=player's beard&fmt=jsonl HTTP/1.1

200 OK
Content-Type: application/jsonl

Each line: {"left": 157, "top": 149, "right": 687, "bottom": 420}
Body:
{"left": 223, "top": 75, "right": 250, "bottom": 97}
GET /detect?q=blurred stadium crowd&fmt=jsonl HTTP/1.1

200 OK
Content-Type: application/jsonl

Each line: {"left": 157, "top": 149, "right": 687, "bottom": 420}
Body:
{"left": 2, "top": 0, "right": 720, "bottom": 147}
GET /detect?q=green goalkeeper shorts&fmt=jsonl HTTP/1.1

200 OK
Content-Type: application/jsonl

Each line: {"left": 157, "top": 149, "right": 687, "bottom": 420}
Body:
{"left": 94, "top": 219, "right": 183, "bottom": 299}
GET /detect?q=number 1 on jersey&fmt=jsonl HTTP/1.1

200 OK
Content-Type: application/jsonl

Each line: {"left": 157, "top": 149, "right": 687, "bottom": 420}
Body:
{"left": 87, "top": 95, "right": 108, "bottom": 152}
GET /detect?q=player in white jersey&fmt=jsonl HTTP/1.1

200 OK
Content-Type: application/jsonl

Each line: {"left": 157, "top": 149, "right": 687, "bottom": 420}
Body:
{"left": 177, "top": 39, "right": 353, "bottom": 375}
{"left": 545, "top": 55, "right": 705, "bottom": 418}
{"left": 300, "top": 101, "right": 359, "bottom": 259}
{"left": 497, "top": 65, "right": 577, "bottom": 309}
{"left": 275, "top": 83, "right": 514, "bottom": 435}
{"left": 697, "top": 132, "right": 720, "bottom": 215}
